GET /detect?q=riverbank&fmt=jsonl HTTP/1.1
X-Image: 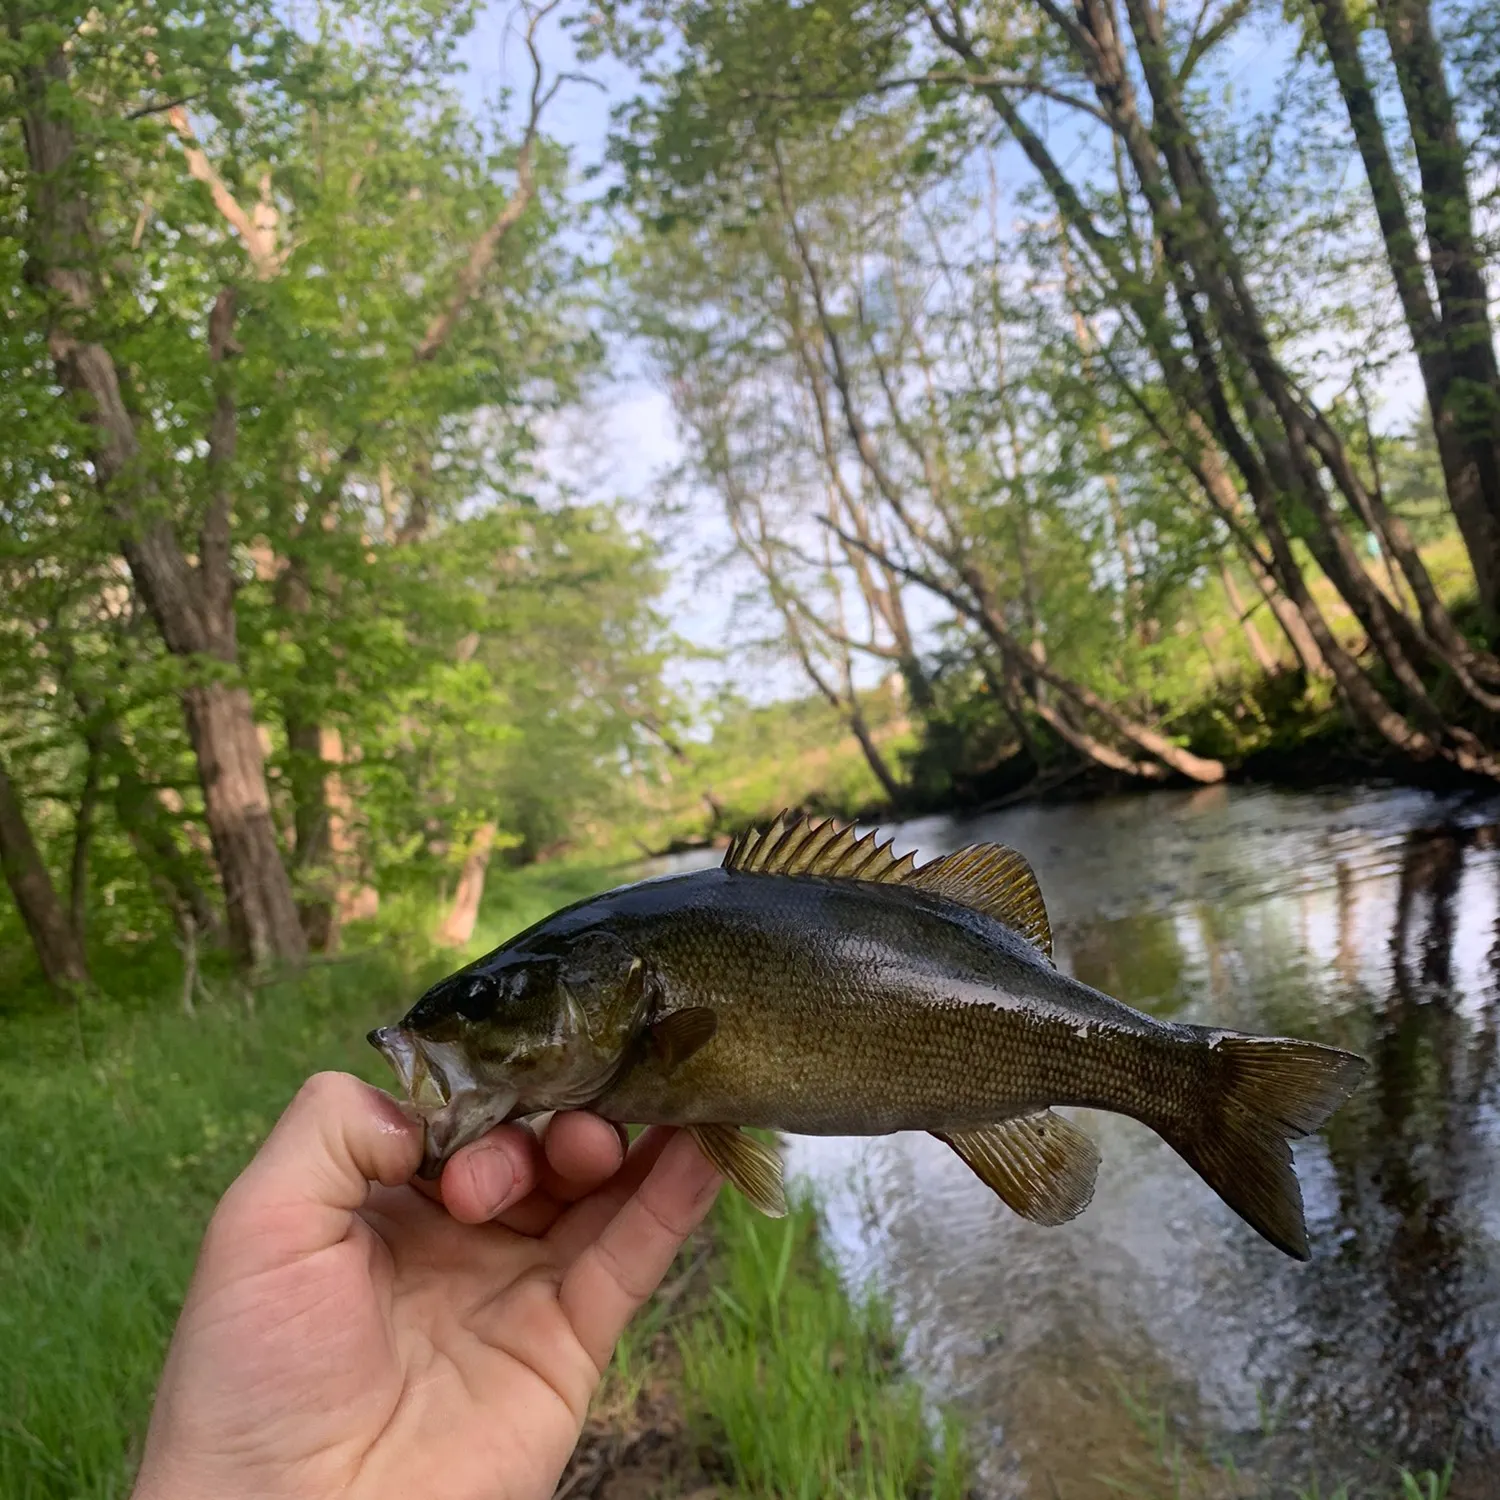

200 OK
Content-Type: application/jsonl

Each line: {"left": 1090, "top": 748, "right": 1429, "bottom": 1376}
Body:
{"left": 0, "top": 866, "right": 967, "bottom": 1500}
{"left": 636, "top": 668, "right": 1500, "bottom": 865}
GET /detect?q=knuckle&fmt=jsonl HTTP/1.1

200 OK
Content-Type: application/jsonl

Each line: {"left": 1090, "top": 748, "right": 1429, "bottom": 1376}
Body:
{"left": 295, "top": 1070, "right": 362, "bottom": 1113}
{"left": 593, "top": 1233, "right": 657, "bottom": 1306}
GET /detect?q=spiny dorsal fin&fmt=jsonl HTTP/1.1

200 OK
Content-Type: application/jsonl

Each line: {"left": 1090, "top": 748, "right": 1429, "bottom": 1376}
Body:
{"left": 906, "top": 843, "right": 1052, "bottom": 959}
{"left": 722, "top": 810, "right": 919, "bottom": 883}
{"left": 723, "top": 812, "right": 1051, "bottom": 958}
{"left": 934, "top": 1112, "right": 1099, "bottom": 1227}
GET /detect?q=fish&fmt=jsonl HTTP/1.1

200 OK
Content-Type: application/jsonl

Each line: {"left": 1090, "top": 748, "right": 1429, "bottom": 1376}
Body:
{"left": 369, "top": 812, "right": 1368, "bottom": 1260}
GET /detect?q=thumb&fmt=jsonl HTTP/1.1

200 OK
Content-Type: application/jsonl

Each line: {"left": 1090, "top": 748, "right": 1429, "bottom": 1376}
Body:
{"left": 213, "top": 1072, "right": 423, "bottom": 1263}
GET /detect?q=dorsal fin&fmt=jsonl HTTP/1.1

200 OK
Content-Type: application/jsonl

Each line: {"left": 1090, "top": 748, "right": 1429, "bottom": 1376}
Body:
{"left": 906, "top": 842, "right": 1052, "bottom": 959}
{"left": 722, "top": 812, "right": 1051, "bottom": 958}
{"left": 723, "top": 811, "right": 919, "bottom": 884}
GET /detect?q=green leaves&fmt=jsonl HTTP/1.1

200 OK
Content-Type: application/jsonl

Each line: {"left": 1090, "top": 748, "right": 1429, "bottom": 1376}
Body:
{"left": 0, "top": 0, "right": 677, "bottom": 980}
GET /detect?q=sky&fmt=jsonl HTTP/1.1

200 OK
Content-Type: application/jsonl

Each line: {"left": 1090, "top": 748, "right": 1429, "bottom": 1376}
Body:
{"left": 450, "top": 6, "right": 756, "bottom": 704}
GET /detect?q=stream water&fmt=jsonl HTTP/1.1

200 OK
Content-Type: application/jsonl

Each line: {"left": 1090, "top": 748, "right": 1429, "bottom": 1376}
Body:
{"left": 666, "top": 784, "right": 1500, "bottom": 1496}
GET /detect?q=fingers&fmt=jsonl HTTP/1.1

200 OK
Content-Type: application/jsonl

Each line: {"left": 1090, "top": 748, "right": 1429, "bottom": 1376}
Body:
{"left": 218, "top": 1072, "right": 423, "bottom": 1261}
{"left": 558, "top": 1130, "right": 723, "bottom": 1371}
{"left": 540, "top": 1112, "right": 629, "bottom": 1198}
{"left": 439, "top": 1113, "right": 628, "bottom": 1237}
{"left": 544, "top": 1125, "right": 676, "bottom": 1256}
{"left": 436, "top": 1123, "right": 543, "bottom": 1225}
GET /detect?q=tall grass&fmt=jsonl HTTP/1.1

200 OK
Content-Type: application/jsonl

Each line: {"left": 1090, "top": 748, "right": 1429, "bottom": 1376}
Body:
{"left": 680, "top": 1187, "right": 968, "bottom": 1500}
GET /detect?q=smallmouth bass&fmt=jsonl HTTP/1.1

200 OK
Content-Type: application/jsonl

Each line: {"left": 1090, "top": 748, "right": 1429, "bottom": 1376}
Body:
{"left": 370, "top": 813, "right": 1367, "bottom": 1259}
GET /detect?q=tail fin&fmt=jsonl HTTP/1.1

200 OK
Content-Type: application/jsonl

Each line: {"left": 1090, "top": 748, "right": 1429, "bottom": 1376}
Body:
{"left": 1166, "top": 1031, "right": 1367, "bottom": 1260}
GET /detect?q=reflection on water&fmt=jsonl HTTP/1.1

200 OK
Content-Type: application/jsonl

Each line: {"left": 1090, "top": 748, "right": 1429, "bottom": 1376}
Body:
{"left": 755, "top": 786, "right": 1500, "bottom": 1496}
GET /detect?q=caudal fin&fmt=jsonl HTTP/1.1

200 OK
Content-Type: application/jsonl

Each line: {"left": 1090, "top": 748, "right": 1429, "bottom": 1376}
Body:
{"left": 1167, "top": 1031, "right": 1367, "bottom": 1261}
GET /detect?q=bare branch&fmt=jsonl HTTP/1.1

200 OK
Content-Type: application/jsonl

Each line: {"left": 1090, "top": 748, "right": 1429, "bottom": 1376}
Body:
{"left": 168, "top": 106, "right": 284, "bottom": 279}
{"left": 1176, "top": 0, "right": 1252, "bottom": 82}
{"left": 414, "top": 0, "right": 566, "bottom": 362}
{"left": 128, "top": 93, "right": 201, "bottom": 120}
{"left": 744, "top": 71, "right": 1113, "bottom": 126}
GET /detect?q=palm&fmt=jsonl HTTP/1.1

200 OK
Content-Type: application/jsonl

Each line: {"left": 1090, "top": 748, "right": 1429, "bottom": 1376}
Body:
{"left": 349, "top": 1187, "right": 603, "bottom": 1498}
{"left": 133, "top": 1077, "right": 721, "bottom": 1500}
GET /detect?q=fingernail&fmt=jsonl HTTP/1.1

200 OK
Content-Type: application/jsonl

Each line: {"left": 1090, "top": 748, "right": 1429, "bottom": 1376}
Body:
{"left": 471, "top": 1147, "right": 516, "bottom": 1218}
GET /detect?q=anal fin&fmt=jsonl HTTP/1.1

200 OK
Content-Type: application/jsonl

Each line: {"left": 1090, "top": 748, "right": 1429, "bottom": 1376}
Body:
{"left": 934, "top": 1111, "right": 1100, "bottom": 1227}
{"left": 688, "top": 1123, "right": 788, "bottom": 1218}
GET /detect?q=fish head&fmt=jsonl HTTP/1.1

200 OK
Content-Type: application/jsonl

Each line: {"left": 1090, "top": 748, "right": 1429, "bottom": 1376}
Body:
{"left": 369, "top": 925, "right": 650, "bottom": 1177}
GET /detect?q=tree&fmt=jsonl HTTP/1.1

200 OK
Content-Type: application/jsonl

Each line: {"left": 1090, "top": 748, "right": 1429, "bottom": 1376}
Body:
{"left": 1309, "top": 0, "right": 1500, "bottom": 625}
{"left": 599, "top": 0, "right": 1500, "bottom": 781}
{"left": 2, "top": 0, "right": 676, "bottom": 988}
{"left": 0, "top": 752, "right": 90, "bottom": 998}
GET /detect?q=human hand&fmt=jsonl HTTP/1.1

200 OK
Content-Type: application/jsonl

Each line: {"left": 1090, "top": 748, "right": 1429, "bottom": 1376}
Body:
{"left": 130, "top": 1072, "right": 723, "bottom": 1500}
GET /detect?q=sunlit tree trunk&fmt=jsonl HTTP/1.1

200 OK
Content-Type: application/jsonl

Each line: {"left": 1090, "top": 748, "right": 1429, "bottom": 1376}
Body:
{"left": 436, "top": 823, "right": 497, "bottom": 948}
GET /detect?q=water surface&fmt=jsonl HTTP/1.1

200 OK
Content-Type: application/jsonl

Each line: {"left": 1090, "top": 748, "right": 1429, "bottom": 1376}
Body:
{"left": 673, "top": 785, "right": 1500, "bottom": 1495}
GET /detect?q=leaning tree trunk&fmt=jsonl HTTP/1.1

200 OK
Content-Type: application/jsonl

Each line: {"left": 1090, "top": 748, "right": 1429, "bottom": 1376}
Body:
{"left": 1378, "top": 0, "right": 1500, "bottom": 621}
{"left": 19, "top": 52, "right": 306, "bottom": 969}
{"left": 0, "top": 754, "right": 91, "bottom": 998}
{"left": 1309, "top": 0, "right": 1500, "bottom": 620}
{"left": 437, "top": 823, "right": 497, "bottom": 949}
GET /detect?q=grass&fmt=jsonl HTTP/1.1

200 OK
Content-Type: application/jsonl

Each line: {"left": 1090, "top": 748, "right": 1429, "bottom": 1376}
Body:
{"left": 679, "top": 1187, "right": 968, "bottom": 1500}
{"left": 0, "top": 861, "right": 964, "bottom": 1500}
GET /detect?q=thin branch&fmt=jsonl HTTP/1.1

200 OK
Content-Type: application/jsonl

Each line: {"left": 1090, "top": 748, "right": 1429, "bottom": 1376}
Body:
{"left": 1176, "top": 0, "right": 1252, "bottom": 83}
{"left": 128, "top": 92, "right": 201, "bottom": 120}
{"left": 744, "top": 72, "right": 1113, "bottom": 126}
{"left": 414, "top": 0, "right": 568, "bottom": 362}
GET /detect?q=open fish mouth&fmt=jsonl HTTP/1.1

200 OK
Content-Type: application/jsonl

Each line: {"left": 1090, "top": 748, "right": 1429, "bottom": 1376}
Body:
{"left": 367, "top": 1025, "right": 449, "bottom": 1108}
{"left": 367, "top": 1026, "right": 518, "bottom": 1178}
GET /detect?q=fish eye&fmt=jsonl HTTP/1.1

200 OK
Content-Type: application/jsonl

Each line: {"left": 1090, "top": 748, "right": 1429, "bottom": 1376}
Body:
{"left": 453, "top": 974, "right": 502, "bottom": 1022}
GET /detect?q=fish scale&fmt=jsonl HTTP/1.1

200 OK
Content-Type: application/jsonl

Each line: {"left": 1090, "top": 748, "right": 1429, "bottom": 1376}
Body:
{"left": 371, "top": 813, "right": 1368, "bottom": 1260}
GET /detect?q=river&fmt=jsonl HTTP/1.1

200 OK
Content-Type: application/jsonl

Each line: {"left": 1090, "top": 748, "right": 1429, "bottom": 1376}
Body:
{"left": 665, "top": 783, "right": 1500, "bottom": 1496}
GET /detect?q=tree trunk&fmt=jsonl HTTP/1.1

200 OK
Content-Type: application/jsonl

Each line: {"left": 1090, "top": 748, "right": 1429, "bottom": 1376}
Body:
{"left": 1219, "top": 565, "right": 1279, "bottom": 676}
{"left": 68, "top": 665, "right": 227, "bottom": 946}
{"left": 1378, "top": 0, "right": 1500, "bottom": 621}
{"left": 1313, "top": 0, "right": 1500, "bottom": 628}
{"left": 114, "top": 768, "right": 225, "bottom": 946}
{"left": 0, "top": 754, "right": 91, "bottom": 998}
{"left": 70, "top": 733, "right": 101, "bottom": 941}
{"left": 436, "top": 823, "right": 497, "bottom": 948}
{"left": 287, "top": 710, "right": 336, "bottom": 950}
{"left": 177, "top": 680, "right": 306, "bottom": 966}
{"left": 19, "top": 54, "right": 306, "bottom": 970}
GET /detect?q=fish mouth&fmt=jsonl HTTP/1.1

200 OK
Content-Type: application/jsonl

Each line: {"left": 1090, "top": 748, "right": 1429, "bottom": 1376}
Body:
{"left": 367, "top": 1026, "right": 517, "bottom": 1179}
{"left": 367, "top": 1026, "right": 450, "bottom": 1108}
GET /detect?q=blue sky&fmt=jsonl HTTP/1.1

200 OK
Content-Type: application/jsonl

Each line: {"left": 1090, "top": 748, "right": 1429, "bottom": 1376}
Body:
{"left": 451, "top": 7, "right": 753, "bottom": 702}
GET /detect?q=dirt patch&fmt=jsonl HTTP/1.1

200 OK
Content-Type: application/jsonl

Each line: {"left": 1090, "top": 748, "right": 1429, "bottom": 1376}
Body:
{"left": 553, "top": 1247, "right": 730, "bottom": 1500}
{"left": 552, "top": 1371, "right": 727, "bottom": 1500}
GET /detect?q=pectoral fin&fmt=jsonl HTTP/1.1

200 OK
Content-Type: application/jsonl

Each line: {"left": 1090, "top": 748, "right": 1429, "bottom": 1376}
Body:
{"left": 688, "top": 1123, "right": 788, "bottom": 1218}
{"left": 650, "top": 1007, "right": 719, "bottom": 1069}
{"left": 934, "top": 1112, "right": 1100, "bottom": 1227}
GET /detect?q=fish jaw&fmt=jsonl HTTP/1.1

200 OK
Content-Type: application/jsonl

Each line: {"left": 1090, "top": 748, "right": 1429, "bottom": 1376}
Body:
{"left": 414, "top": 1085, "right": 520, "bottom": 1179}
{"left": 367, "top": 1025, "right": 519, "bottom": 1178}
